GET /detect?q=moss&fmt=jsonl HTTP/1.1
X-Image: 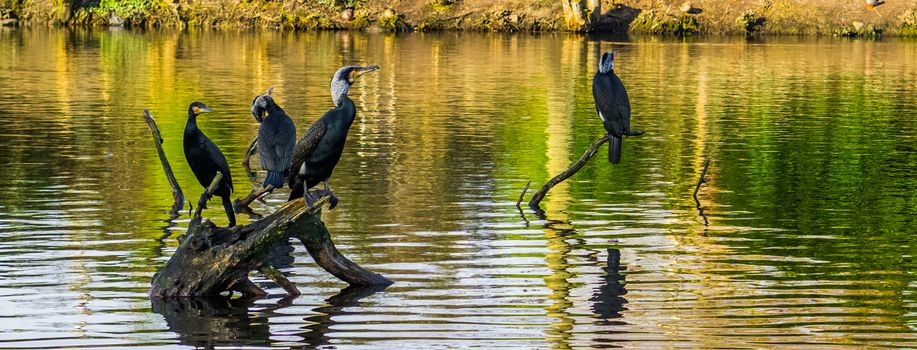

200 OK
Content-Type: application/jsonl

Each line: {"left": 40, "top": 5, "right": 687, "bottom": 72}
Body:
{"left": 837, "top": 21, "right": 883, "bottom": 38}
{"left": 378, "top": 8, "right": 409, "bottom": 32}
{"left": 630, "top": 10, "right": 699, "bottom": 35}
{"left": 0, "top": 0, "right": 23, "bottom": 19}
{"left": 737, "top": 10, "right": 766, "bottom": 34}
{"left": 427, "top": 0, "right": 455, "bottom": 14}
{"left": 900, "top": 10, "right": 917, "bottom": 37}
{"left": 476, "top": 9, "right": 521, "bottom": 32}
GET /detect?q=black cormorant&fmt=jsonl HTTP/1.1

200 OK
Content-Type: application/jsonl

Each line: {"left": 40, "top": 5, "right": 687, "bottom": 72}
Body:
{"left": 593, "top": 50, "right": 632, "bottom": 164}
{"left": 288, "top": 65, "right": 380, "bottom": 207}
{"left": 183, "top": 102, "right": 236, "bottom": 227}
{"left": 250, "top": 90, "right": 296, "bottom": 191}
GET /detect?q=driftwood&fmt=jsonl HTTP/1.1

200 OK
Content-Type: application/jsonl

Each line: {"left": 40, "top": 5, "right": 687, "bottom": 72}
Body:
{"left": 143, "top": 110, "right": 185, "bottom": 213}
{"left": 144, "top": 110, "right": 391, "bottom": 299}
{"left": 149, "top": 188, "right": 392, "bottom": 297}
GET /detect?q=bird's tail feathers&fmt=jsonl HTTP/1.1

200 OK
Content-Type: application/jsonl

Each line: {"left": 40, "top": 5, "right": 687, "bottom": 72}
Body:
{"left": 609, "top": 135, "right": 622, "bottom": 164}
{"left": 264, "top": 171, "right": 285, "bottom": 188}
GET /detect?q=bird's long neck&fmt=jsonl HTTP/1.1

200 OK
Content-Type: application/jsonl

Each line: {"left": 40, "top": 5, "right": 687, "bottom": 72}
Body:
{"left": 185, "top": 113, "right": 200, "bottom": 134}
{"left": 331, "top": 79, "right": 351, "bottom": 108}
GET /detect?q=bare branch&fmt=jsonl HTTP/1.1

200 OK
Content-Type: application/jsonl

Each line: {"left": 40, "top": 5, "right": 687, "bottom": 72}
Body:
{"left": 143, "top": 110, "right": 185, "bottom": 214}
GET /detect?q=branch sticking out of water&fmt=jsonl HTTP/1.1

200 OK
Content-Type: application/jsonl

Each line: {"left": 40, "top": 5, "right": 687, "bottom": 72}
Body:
{"left": 516, "top": 181, "right": 531, "bottom": 209}
{"left": 528, "top": 134, "right": 610, "bottom": 210}
{"left": 143, "top": 110, "right": 185, "bottom": 214}
{"left": 693, "top": 158, "right": 711, "bottom": 226}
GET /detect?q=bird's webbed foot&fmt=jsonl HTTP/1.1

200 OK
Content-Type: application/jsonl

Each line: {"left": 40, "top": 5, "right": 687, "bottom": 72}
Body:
{"left": 625, "top": 130, "right": 645, "bottom": 137}
{"left": 321, "top": 180, "right": 338, "bottom": 209}
{"left": 325, "top": 190, "right": 339, "bottom": 210}
{"left": 303, "top": 190, "right": 318, "bottom": 208}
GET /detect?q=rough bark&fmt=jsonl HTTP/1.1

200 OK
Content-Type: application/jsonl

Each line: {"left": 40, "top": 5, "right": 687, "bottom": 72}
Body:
{"left": 150, "top": 194, "right": 392, "bottom": 298}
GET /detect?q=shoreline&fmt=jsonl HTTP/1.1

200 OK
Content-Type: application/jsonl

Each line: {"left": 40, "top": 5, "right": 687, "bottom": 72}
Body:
{"left": 2, "top": 1, "right": 917, "bottom": 38}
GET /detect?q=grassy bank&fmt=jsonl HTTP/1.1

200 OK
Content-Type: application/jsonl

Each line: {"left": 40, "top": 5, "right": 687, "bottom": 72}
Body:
{"left": 2, "top": 0, "right": 917, "bottom": 37}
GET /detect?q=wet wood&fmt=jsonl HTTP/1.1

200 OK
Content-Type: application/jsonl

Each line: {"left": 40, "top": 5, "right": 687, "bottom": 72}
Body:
{"left": 150, "top": 192, "right": 392, "bottom": 298}
{"left": 528, "top": 134, "right": 609, "bottom": 210}
{"left": 143, "top": 110, "right": 185, "bottom": 214}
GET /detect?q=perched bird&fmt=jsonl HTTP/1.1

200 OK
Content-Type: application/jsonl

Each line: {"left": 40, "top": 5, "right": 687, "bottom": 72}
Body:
{"left": 250, "top": 89, "right": 296, "bottom": 191}
{"left": 183, "top": 102, "right": 236, "bottom": 227}
{"left": 288, "top": 65, "right": 380, "bottom": 207}
{"left": 593, "top": 51, "right": 633, "bottom": 164}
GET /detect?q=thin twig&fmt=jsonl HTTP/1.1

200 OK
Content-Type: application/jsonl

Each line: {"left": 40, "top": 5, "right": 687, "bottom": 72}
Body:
{"left": 529, "top": 134, "right": 610, "bottom": 210}
{"left": 235, "top": 184, "right": 274, "bottom": 210}
{"left": 242, "top": 137, "right": 259, "bottom": 182}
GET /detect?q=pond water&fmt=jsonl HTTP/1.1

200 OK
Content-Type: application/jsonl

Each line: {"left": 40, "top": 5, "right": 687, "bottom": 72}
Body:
{"left": 0, "top": 28, "right": 915, "bottom": 349}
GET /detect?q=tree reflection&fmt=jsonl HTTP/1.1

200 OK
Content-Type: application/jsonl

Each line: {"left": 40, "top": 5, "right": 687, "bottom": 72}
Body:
{"left": 151, "top": 295, "right": 281, "bottom": 348}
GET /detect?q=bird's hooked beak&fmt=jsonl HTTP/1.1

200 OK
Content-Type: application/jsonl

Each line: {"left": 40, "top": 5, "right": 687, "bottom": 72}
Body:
{"left": 193, "top": 105, "right": 213, "bottom": 114}
{"left": 352, "top": 65, "right": 380, "bottom": 81}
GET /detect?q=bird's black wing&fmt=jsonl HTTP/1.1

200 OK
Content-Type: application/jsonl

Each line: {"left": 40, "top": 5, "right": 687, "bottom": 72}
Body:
{"left": 203, "top": 137, "right": 234, "bottom": 192}
{"left": 276, "top": 114, "right": 296, "bottom": 173}
{"left": 287, "top": 118, "right": 326, "bottom": 186}
{"left": 258, "top": 112, "right": 297, "bottom": 173}
{"left": 592, "top": 72, "right": 631, "bottom": 137}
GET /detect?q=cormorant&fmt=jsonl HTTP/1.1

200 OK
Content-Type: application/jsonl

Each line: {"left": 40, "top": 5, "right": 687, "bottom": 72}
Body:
{"left": 246, "top": 89, "right": 295, "bottom": 195}
{"left": 183, "top": 102, "right": 236, "bottom": 227}
{"left": 593, "top": 51, "right": 632, "bottom": 164}
{"left": 288, "top": 65, "right": 380, "bottom": 207}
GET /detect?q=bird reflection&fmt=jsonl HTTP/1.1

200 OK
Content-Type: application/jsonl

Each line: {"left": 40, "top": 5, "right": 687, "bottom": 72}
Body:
{"left": 590, "top": 248, "right": 627, "bottom": 323}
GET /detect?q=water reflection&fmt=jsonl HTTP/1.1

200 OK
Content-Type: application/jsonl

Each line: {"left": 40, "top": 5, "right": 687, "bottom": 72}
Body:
{"left": 151, "top": 284, "right": 387, "bottom": 348}
{"left": 151, "top": 296, "right": 279, "bottom": 348}
{"left": 0, "top": 28, "right": 916, "bottom": 348}
{"left": 591, "top": 248, "right": 627, "bottom": 323}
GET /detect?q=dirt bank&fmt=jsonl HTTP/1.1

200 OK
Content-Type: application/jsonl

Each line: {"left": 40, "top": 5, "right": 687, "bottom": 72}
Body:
{"left": 2, "top": 0, "right": 917, "bottom": 37}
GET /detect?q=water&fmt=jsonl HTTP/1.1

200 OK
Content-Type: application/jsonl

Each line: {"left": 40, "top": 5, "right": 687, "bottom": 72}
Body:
{"left": 0, "top": 28, "right": 916, "bottom": 349}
